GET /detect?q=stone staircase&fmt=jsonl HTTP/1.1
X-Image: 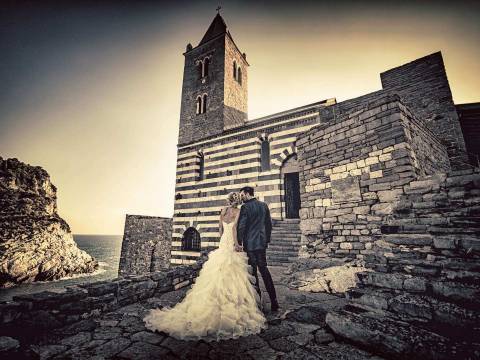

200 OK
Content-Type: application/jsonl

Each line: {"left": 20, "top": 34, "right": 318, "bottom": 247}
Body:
{"left": 326, "top": 170, "right": 480, "bottom": 359}
{"left": 266, "top": 219, "right": 301, "bottom": 266}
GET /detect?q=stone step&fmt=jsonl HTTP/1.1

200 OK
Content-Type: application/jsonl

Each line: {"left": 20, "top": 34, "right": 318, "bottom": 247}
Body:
{"left": 270, "top": 237, "right": 301, "bottom": 242}
{"left": 271, "top": 232, "right": 301, "bottom": 236}
{"left": 271, "top": 229, "right": 301, "bottom": 234}
{"left": 267, "top": 249, "right": 298, "bottom": 257}
{"left": 268, "top": 261, "right": 290, "bottom": 267}
{"left": 272, "top": 230, "right": 300, "bottom": 233}
{"left": 326, "top": 306, "right": 479, "bottom": 360}
{"left": 267, "top": 248, "right": 300, "bottom": 254}
{"left": 273, "top": 219, "right": 300, "bottom": 223}
{"left": 268, "top": 245, "right": 300, "bottom": 251}
{"left": 381, "top": 257, "right": 480, "bottom": 285}
{"left": 272, "top": 234, "right": 300, "bottom": 238}
{"left": 273, "top": 222, "right": 300, "bottom": 226}
{"left": 270, "top": 237, "right": 301, "bottom": 241}
{"left": 356, "top": 271, "right": 480, "bottom": 309}
{"left": 269, "top": 243, "right": 301, "bottom": 249}
{"left": 266, "top": 255, "right": 298, "bottom": 261}
{"left": 346, "top": 287, "right": 480, "bottom": 341}
{"left": 266, "top": 253, "right": 297, "bottom": 260}
{"left": 381, "top": 233, "right": 480, "bottom": 253}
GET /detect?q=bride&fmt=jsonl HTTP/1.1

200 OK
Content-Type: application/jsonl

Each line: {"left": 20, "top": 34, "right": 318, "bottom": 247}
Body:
{"left": 143, "top": 192, "right": 267, "bottom": 341}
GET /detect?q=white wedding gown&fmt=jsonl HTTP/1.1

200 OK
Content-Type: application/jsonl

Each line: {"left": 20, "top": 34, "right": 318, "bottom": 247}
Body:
{"left": 143, "top": 220, "right": 267, "bottom": 341}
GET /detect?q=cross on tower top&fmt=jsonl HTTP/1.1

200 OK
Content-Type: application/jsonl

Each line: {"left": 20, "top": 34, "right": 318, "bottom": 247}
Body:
{"left": 216, "top": 6, "right": 221, "bottom": 14}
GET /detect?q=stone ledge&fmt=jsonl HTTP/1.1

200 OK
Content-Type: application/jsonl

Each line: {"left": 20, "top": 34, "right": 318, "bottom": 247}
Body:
{"left": 0, "top": 254, "right": 207, "bottom": 342}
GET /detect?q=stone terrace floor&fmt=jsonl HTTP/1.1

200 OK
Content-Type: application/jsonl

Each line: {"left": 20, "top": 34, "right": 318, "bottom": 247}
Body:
{"left": 29, "top": 266, "right": 385, "bottom": 360}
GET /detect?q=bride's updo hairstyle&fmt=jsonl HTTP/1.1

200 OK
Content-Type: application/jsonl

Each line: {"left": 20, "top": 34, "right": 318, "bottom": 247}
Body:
{"left": 227, "top": 192, "right": 242, "bottom": 208}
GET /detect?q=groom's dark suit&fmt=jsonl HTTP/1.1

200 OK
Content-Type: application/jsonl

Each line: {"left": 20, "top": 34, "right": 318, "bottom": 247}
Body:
{"left": 237, "top": 197, "right": 278, "bottom": 309}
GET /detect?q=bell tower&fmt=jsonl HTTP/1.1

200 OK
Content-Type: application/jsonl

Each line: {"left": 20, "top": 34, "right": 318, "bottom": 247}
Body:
{"left": 178, "top": 13, "right": 249, "bottom": 145}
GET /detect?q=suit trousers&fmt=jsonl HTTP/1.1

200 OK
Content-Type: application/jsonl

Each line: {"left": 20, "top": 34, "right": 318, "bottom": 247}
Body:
{"left": 246, "top": 249, "right": 277, "bottom": 305}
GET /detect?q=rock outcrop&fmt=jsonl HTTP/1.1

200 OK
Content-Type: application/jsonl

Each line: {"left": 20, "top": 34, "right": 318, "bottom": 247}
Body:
{"left": 0, "top": 157, "right": 98, "bottom": 288}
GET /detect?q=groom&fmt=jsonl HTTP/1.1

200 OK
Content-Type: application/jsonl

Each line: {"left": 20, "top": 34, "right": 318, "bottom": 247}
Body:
{"left": 237, "top": 186, "right": 279, "bottom": 312}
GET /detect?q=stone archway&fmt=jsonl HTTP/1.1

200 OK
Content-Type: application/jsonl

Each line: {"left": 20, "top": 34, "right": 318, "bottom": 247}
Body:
{"left": 281, "top": 154, "right": 301, "bottom": 219}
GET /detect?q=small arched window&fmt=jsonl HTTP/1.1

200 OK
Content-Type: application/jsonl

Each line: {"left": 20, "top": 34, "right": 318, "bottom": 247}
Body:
{"left": 203, "top": 57, "right": 210, "bottom": 77}
{"left": 198, "top": 151, "right": 205, "bottom": 180}
{"left": 261, "top": 139, "right": 271, "bottom": 171}
{"left": 237, "top": 67, "right": 242, "bottom": 85}
{"left": 196, "top": 96, "right": 202, "bottom": 115}
{"left": 202, "top": 94, "right": 207, "bottom": 114}
{"left": 197, "top": 61, "right": 203, "bottom": 79}
{"left": 233, "top": 60, "right": 237, "bottom": 80}
{"left": 181, "top": 227, "right": 201, "bottom": 251}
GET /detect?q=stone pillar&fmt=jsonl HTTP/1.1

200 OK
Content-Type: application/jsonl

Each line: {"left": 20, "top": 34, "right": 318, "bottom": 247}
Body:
{"left": 118, "top": 215, "right": 172, "bottom": 276}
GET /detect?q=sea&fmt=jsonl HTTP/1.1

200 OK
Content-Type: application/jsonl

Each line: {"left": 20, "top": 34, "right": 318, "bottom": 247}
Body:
{"left": 0, "top": 235, "right": 123, "bottom": 302}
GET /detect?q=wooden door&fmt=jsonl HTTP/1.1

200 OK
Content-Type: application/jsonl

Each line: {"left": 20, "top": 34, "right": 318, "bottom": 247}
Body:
{"left": 284, "top": 172, "right": 300, "bottom": 218}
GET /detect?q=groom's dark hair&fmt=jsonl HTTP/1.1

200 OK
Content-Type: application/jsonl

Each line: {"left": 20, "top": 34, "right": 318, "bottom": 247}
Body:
{"left": 240, "top": 186, "right": 254, "bottom": 196}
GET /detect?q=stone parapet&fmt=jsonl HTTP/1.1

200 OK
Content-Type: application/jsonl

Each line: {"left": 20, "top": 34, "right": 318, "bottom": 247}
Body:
{"left": 0, "top": 254, "right": 207, "bottom": 343}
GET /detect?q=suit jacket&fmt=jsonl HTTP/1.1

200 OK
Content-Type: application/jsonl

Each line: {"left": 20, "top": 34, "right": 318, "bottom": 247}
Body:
{"left": 237, "top": 198, "right": 272, "bottom": 252}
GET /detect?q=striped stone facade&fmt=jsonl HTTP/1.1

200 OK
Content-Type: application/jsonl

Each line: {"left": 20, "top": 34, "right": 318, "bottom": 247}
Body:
{"left": 171, "top": 99, "right": 336, "bottom": 264}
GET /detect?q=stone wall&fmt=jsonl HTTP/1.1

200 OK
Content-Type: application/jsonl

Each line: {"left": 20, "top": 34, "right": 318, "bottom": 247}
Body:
{"left": 178, "top": 31, "right": 248, "bottom": 145}
{"left": 297, "top": 94, "right": 450, "bottom": 259}
{"left": 381, "top": 52, "right": 468, "bottom": 168}
{"left": 179, "top": 35, "right": 227, "bottom": 145}
{"left": 223, "top": 34, "right": 248, "bottom": 130}
{"left": 457, "top": 102, "right": 480, "bottom": 166}
{"left": 326, "top": 169, "right": 480, "bottom": 359}
{"left": 0, "top": 255, "right": 206, "bottom": 343}
{"left": 318, "top": 52, "right": 468, "bottom": 169}
{"left": 119, "top": 215, "right": 172, "bottom": 276}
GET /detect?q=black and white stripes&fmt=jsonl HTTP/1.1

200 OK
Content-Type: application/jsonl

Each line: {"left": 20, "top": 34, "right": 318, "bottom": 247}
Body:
{"left": 170, "top": 99, "right": 336, "bottom": 264}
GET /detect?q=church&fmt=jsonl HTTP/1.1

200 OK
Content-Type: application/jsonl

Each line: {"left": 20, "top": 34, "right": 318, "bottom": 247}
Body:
{"left": 169, "top": 13, "right": 478, "bottom": 266}
{"left": 120, "top": 12, "right": 479, "bottom": 272}
{"left": 115, "top": 13, "right": 480, "bottom": 356}
{"left": 171, "top": 13, "right": 336, "bottom": 265}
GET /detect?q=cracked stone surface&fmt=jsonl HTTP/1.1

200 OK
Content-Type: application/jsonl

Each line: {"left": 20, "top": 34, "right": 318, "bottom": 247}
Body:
{"left": 15, "top": 266, "right": 383, "bottom": 359}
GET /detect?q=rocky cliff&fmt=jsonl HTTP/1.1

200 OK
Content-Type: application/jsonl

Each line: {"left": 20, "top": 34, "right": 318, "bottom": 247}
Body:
{"left": 0, "top": 157, "right": 98, "bottom": 288}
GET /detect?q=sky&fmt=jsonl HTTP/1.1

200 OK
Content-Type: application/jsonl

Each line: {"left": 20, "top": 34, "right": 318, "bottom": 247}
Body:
{"left": 1, "top": 0, "right": 479, "bottom": 235}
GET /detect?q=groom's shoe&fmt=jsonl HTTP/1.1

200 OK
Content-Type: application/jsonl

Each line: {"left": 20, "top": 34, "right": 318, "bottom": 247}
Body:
{"left": 271, "top": 300, "right": 279, "bottom": 312}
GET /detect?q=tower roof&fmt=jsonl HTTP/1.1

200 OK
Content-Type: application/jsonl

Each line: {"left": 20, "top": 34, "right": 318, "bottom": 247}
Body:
{"left": 199, "top": 13, "right": 227, "bottom": 46}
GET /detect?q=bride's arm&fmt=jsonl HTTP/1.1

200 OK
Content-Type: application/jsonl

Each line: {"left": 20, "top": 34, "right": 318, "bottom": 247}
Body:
{"left": 233, "top": 209, "right": 241, "bottom": 249}
{"left": 219, "top": 208, "right": 225, "bottom": 237}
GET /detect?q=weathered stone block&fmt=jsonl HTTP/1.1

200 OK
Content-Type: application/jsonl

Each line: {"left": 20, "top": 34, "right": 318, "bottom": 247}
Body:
{"left": 384, "top": 234, "right": 433, "bottom": 246}
{"left": 331, "top": 176, "right": 362, "bottom": 204}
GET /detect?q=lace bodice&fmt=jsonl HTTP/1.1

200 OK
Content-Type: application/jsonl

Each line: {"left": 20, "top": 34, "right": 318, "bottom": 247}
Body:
{"left": 219, "top": 221, "right": 236, "bottom": 250}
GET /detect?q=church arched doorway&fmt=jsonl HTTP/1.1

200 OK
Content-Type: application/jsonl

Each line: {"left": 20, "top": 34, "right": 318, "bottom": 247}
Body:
{"left": 281, "top": 154, "right": 301, "bottom": 219}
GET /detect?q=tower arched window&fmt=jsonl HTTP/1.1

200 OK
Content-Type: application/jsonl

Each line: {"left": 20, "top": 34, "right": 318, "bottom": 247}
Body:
{"left": 261, "top": 138, "right": 271, "bottom": 171}
{"left": 237, "top": 67, "right": 242, "bottom": 85}
{"left": 197, "top": 61, "right": 203, "bottom": 79}
{"left": 196, "top": 96, "right": 202, "bottom": 115}
{"left": 181, "top": 227, "right": 201, "bottom": 251}
{"left": 198, "top": 151, "right": 205, "bottom": 181}
{"left": 202, "top": 94, "right": 207, "bottom": 114}
{"left": 233, "top": 60, "right": 237, "bottom": 80}
{"left": 203, "top": 57, "right": 210, "bottom": 77}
